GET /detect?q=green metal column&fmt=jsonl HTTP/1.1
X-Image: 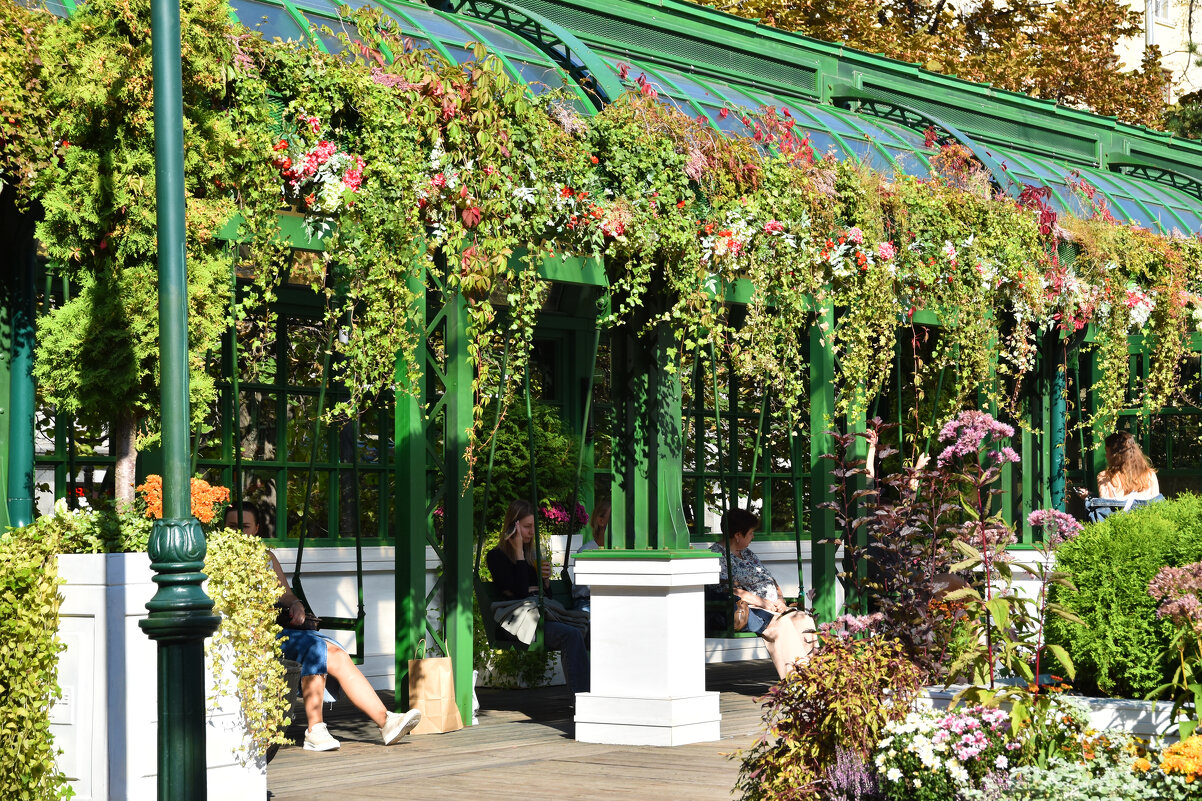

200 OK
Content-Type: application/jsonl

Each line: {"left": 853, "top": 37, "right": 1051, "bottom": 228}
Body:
{"left": 394, "top": 267, "right": 427, "bottom": 708}
{"left": 809, "top": 302, "right": 837, "bottom": 622}
{"left": 1084, "top": 346, "right": 1104, "bottom": 495}
{"left": 608, "top": 303, "right": 690, "bottom": 552}
{"left": 5, "top": 209, "right": 36, "bottom": 528}
{"left": 0, "top": 275, "right": 10, "bottom": 533}
{"left": 443, "top": 291, "right": 475, "bottom": 723}
{"left": 845, "top": 406, "right": 868, "bottom": 614}
{"left": 1047, "top": 331, "right": 1067, "bottom": 512}
{"left": 137, "top": 0, "right": 220, "bottom": 795}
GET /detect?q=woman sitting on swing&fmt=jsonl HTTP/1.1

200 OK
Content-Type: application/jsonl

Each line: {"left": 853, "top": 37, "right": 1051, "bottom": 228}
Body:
{"left": 486, "top": 499, "right": 591, "bottom": 696}
{"left": 709, "top": 507, "right": 819, "bottom": 680}
{"left": 225, "top": 503, "right": 422, "bottom": 752}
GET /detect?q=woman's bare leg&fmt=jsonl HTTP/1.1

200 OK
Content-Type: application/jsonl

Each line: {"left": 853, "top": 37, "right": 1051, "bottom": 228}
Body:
{"left": 301, "top": 674, "right": 327, "bottom": 729}
{"left": 326, "top": 645, "right": 388, "bottom": 727}
{"left": 762, "top": 615, "right": 806, "bottom": 679}
{"left": 789, "top": 613, "right": 819, "bottom": 665}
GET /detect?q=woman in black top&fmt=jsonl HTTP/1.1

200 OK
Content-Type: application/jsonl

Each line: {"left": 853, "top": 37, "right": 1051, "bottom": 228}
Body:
{"left": 486, "top": 499, "right": 590, "bottom": 695}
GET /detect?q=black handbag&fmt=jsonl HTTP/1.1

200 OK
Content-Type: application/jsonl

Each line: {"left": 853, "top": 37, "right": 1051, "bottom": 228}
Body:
{"left": 275, "top": 601, "right": 320, "bottom": 631}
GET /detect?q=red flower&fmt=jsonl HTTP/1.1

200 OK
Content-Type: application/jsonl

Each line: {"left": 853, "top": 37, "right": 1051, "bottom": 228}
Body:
{"left": 590, "top": 155, "right": 599, "bottom": 164}
{"left": 274, "top": 140, "right": 288, "bottom": 152}
{"left": 719, "top": 108, "right": 729, "bottom": 119}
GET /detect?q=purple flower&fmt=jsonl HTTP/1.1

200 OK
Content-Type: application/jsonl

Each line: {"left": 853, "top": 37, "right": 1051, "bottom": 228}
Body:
{"left": 1027, "top": 509, "right": 1083, "bottom": 546}
{"left": 936, "top": 411, "right": 1015, "bottom": 468}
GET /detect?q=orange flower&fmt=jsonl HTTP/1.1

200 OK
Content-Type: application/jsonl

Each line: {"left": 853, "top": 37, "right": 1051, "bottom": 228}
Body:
{"left": 137, "top": 475, "right": 230, "bottom": 524}
{"left": 1133, "top": 757, "right": 1152, "bottom": 773}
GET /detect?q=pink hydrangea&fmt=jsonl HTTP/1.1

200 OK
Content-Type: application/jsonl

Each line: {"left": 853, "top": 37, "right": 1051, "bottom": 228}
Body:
{"left": 762, "top": 219, "right": 785, "bottom": 235}
{"left": 846, "top": 226, "right": 864, "bottom": 244}
{"left": 877, "top": 241, "right": 896, "bottom": 261}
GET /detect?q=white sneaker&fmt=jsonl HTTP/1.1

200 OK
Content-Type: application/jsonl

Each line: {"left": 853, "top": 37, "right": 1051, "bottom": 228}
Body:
{"left": 303, "top": 722, "right": 340, "bottom": 752}
{"left": 381, "top": 709, "right": 422, "bottom": 745}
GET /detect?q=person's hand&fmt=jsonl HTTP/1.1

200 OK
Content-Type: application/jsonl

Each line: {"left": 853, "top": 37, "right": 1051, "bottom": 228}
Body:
{"left": 915, "top": 452, "right": 931, "bottom": 471}
{"left": 864, "top": 429, "right": 878, "bottom": 448}
{"left": 540, "top": 559, "right": 552, "bottom": 580}
{"left": 288, "top": 599, "right": 306, "bottom": 626}
{"left": 772, "top": 598, "right": 789, "bottom": 614}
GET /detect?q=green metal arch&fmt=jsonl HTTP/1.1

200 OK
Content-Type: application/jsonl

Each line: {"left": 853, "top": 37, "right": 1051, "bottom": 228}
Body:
{"left": 437, "top": 0, "right": 625, "bottom": 108}
{"left": 832, "top": 91, "right": 1020, "bottom": 200}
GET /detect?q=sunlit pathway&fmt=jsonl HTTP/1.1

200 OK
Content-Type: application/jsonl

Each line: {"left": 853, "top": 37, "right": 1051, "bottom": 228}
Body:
{"left": 267, "top": 660, "right": 775, "bottom": 801}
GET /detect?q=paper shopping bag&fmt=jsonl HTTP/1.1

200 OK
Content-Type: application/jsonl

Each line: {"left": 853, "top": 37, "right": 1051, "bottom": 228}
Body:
{"left": 407, "top": 655, "right": 464, "bottom": 734}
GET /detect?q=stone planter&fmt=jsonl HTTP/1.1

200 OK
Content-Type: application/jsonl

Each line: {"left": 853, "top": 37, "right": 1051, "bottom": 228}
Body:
{"left": 921, "top": 685, "right": 1180, "bottom": 743}
{"left": 53, "top": 553, "right": 266, "bottom": 801}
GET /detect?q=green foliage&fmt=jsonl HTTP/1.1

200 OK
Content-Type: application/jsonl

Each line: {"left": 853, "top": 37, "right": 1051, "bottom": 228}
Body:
{"left": 0, "top": 519, "right": 70, "bottom": 800}
{"left": 734, "top": 634, "right": 924, "bottom": 801}
{"left": 53, "top": 504, "right": 152, "bottom": 554}
{"left": 204, "top": 527, "right": 291, "bottom": 761}
{"left": 0, "top": 0, "right": 53, "bottom": 205}
{"left": 1166, "top": 91, "right": 1202, "bottom": 141}
{"left": 971, "top": 754, "right": 1157, "bottom": 801}
{"left": 472, "top": 400, "right": 581, "bottom": 531}
{"left": 1047, "top": 494, "right": 1202, "bottom": 698}
{"left": 27, "top": 0, "right": 275, "bottom": 450}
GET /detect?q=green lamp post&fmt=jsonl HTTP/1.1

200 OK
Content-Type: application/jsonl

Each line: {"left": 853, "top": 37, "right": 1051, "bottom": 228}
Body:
{"left": 138, "top": 0, "right": 220, "bottom": 796}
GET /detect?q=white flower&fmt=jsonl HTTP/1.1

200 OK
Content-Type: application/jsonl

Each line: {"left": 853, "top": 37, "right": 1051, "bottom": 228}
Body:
{"left": 994, "top": 755, "right": 1008, "bottom": 770}
{"left": 512, "top": 187, "right": 537, "bottom": 206}
{"left": 886, "top": 767, "right": 903, "bottom": 782}
{"left": 913, "top": 778, "right": 922, "bottom": 789}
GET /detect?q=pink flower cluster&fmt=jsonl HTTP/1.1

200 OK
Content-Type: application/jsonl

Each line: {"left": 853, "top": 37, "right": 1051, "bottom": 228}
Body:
{"left": 877, "top": 241, "right": 896, "bottom": 261}
{"left": 1027, "top": 509, "right": 1083, "bottom": 546}
{"left": 936, "top": 410, "right": 1017, "bottom": 468}
{"left": 1149, "top": 562, "right": 1202, "bottom": 636}
{"left": 931, "top": 706, "right": 1010, "bottom": 762}
{"left": 541, "top": 502, "right": 589, "bottom": 527}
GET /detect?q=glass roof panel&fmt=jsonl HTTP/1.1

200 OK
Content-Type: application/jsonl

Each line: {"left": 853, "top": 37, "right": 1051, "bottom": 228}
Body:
{"left": 513, "top": 60, "right": 570, "bottom": 95}
{"left": 702, "top": 106, "right": 754, "bottom": 136}
{"left": 231, "top": 0, "right": 307, "bottom": 42}
{"left": 463, "top": 19, "right": 550, "bottom": 61}
{"left": 1133, "top": 182, "right": 1202, "bottom": 233}
{"left": 885, "top": 147, "right": 928, "bottom": 177}
{"left": 21, "top": 0, "right": 69, "bottom": 16}
{"left": 393, "top": 3, "right": 474, "bottom": 43}
{"left": 652, "top": 68, "right": 729, "bottom": 107}
{"left": 440, "top": 43, "right": 476, "bottom": 65}
{"left": 1079, "top": 168, "right": 1169, "bottom": 232}
{"left": 804, "top": 130, "right": 847, "bottom": 162}
{"left": 293, "top": 0, "right": 342, "bottom": 17}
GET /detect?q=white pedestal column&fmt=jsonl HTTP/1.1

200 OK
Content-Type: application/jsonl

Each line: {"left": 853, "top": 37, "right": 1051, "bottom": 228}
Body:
{"left": 573, "top": 554, "right": 721, "bottom": 746}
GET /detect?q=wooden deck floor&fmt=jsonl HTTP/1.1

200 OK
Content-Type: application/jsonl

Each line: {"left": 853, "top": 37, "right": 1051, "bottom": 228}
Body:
{"left": 267, "top": 660, "right": 776, "bottom": 801}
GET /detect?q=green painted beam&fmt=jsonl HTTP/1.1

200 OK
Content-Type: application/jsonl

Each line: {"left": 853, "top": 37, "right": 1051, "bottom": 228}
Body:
{"left": 394, "top": 264, "right": 428, "bottom": 708}
{"left": 443, "top": 289, "right": 476, "bottom": 725}
{"left": 809, "top": 301, "right": 837, "bottom": 622}
{"left": 608, "top": 293, "right": 691, "bottom": 552}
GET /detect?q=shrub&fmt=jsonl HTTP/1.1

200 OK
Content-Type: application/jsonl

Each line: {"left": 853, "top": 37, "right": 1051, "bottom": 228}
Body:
{"left": 204, "top": 528, "right": 292, "bottom": 761}
{"left": 1047, "top": 494, "right": 1202, "bottom": 698}
{"left": 0, "top": 521, "right": 70, "bottom": 800}
{"left": 734, "top": 632, "right": 924, "bottom": 801}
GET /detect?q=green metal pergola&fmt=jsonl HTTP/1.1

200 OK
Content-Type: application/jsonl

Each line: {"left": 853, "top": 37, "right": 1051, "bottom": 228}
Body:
{"left": 8, "top": 0, "right": 1202, "bottom": 762}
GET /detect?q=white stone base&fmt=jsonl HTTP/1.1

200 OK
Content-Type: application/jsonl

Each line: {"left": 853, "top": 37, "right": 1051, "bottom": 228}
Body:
{"left": 575, "top": 693, "right": 722, "bottom": 746}
{"left": 573, "top": 554, "right": 722, "bottom": 747}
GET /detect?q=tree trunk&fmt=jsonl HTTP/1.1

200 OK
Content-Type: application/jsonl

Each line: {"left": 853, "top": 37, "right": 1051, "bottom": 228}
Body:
{"left": 114, "top": 412, "right": 138, "bottom": 508}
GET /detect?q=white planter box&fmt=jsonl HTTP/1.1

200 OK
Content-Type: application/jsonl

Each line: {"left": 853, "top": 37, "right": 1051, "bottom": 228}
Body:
{"left": 921, "top": 686, "right": 1180, "bottom": 743}
{"left": 54, "top": 553, "right": 266, "bottom": 801}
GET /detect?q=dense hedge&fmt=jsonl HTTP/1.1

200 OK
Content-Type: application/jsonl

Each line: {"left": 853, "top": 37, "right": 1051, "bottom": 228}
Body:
{"left": 0, "top": 522, "right": 69, "bottom": 800}
{"left": 1047, "top": 494, "right": 1202, "bottom": 698}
